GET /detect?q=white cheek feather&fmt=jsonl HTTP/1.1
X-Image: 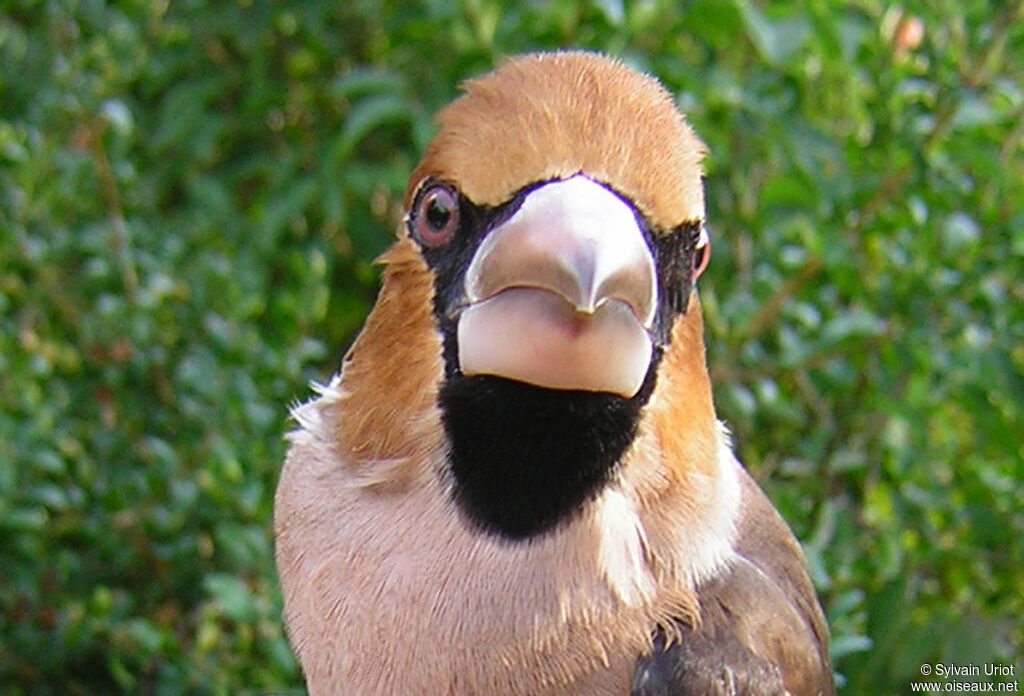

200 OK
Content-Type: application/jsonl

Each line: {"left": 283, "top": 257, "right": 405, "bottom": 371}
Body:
{"left": 287, "top": 376, "right": 346, "bottom": 445}
{"left": 596, "top": 422, "right": 742, "bottom": 604}
{"left": 671, "top": 422, "right": 743, "bottom": 587}
{"left": 595, "top": 487, "right": 655, "bottom": 606}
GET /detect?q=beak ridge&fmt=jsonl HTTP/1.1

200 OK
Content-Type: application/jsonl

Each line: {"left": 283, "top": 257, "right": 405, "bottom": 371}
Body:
{"left": 464, "top": 175, "right": 656, "bottom": 328}
{"left": 458, "top": 176, "right": 657, "bottom": 397}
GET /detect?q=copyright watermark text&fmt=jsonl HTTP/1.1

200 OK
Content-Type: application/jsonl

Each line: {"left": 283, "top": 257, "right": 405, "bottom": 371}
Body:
{"left": 911, "top": 662, "right": 1019, "bottom": 693}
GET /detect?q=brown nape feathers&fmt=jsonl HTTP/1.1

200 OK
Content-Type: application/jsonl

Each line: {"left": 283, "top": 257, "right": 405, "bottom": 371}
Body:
{"left": 275, "top": 50, "right": 834, "bottom": 696}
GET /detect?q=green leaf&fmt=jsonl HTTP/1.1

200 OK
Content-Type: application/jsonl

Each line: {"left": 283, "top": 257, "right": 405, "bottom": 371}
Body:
{"left": 338, "top": 93, "right": 416, "bottom": 160}
{"left": 260, "top": 177, "right": 318, "bottom": 238}
{"left": 831, "top": 634, "right": 873, "bottom": 660}
{"left": 820, "top": 309, "right": 886, "bottom": 344}
{"left": 735, "top": 0, "right": 808, "bottom": 66}
{"left": 331, "top": 67, "right": 405, "bottom": 99}
{"left": 204, "top": 573, "right": 257, "bottom": 623}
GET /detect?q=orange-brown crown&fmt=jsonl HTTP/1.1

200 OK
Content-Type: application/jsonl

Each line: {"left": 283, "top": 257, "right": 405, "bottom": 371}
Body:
{"left": 406, "top": 51, "right": 706, "bottom": 230}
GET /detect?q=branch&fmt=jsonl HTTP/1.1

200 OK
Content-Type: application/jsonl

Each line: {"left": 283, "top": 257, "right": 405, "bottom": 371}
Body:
{"left": 88, "top": 119, "right": 138, "bottom": 302}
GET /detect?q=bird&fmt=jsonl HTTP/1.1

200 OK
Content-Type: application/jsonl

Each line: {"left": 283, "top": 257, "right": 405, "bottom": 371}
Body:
{"left": 275, "top": 50, "right": 834, "bottom": 696}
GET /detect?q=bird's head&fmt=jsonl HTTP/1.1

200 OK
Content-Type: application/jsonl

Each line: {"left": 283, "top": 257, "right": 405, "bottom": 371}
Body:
{"left": 331, "top": 52, "right": 717, "bottom": 540}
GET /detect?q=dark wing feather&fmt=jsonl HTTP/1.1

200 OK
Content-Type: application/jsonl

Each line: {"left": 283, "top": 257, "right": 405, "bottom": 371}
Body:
{"left": 633, "top": 468, "right": 834, "bottom": 696}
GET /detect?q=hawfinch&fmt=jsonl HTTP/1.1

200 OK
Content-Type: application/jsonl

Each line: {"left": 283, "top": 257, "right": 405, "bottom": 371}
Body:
{"left": 275, "top": 51, "right": 834, "bottom": 696}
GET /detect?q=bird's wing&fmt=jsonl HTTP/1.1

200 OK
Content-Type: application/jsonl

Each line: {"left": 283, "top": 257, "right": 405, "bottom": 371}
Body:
{"left": 633, "top": 467, "right": 834, "bottom": 696}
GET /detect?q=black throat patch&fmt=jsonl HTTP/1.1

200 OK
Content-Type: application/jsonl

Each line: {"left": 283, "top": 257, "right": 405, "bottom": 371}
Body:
{"left": 439, "top": 356, "right": 661, "bottom": 539}
{"left": 410, "top": 178, "right": 700, "bottom": 540}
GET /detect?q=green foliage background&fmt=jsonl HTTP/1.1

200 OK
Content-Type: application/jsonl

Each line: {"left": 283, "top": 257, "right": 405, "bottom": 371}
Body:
{"left": 1, "top": 1, "right": 1021, "bottom": 694}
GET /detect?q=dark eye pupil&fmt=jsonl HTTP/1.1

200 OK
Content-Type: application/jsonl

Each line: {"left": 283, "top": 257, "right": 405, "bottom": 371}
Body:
{"left": 412, "top": 184, "right": 459, "bottom": 247}
{"left": 426, "top": 197, "right": 453, "bottom": 230}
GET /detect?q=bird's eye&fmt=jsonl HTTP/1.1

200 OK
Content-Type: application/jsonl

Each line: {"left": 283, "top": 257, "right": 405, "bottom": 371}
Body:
{"left": 412, "top": 183, "right": 460, "bottom": 247}
{"left": 692, "top": 224, "right": 711, "bottom": 280}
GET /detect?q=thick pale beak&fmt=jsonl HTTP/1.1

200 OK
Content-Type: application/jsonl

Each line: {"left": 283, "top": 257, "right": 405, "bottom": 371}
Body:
{"left": 457, "top": 175, "right": 657, "bottom": 398}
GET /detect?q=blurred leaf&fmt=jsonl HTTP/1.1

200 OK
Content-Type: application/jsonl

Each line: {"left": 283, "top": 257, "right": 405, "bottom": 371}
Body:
{"left": 331, "top": 67, "right": 405, "bottom": 99}
{"left": 204, "top": 573, "right": 257, "bottom": 624}
{"left": 735, "top": 0, "right": 809, "bottom": 66}
{"left": 339, "top": 93, "right": 416, "bottom": 160}
{"left": 819, "top": 308, "right": 886, "bottom": 344}
{"left": 830, "top": 634, "right": 873, "bottom": 661}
